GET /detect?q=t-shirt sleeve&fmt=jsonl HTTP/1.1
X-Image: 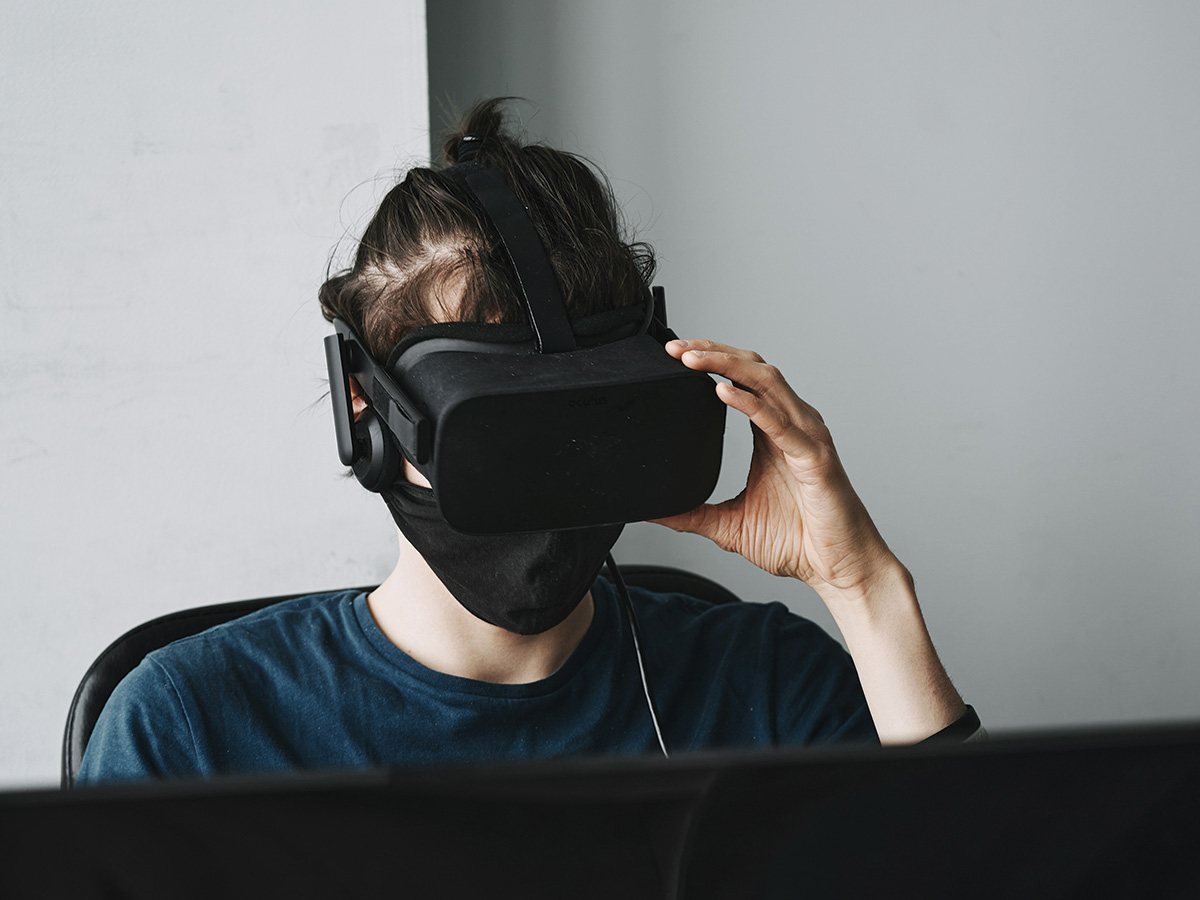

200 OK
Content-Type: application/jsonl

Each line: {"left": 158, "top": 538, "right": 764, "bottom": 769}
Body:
{"left": 75, "top": 656, "right": 202, "bottom": 785}
{"left": 770, "top": 608, "right": 879, "bottom": 745}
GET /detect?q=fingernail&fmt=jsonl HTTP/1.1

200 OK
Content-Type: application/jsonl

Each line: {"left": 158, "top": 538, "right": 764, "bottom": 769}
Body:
{"left": 684, "top": 349, "right": 706, "bottom": 359}
{"left": 671, "top": 339, "right": 689, "bottom": 349}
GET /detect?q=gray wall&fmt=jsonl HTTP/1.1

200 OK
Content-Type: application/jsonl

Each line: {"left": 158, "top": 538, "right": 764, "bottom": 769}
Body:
{"left": 1, "top": 0, "right": 428, "bottom": 788}
{"left": 429, "top": 1, "right": 1200, "bottom": 733}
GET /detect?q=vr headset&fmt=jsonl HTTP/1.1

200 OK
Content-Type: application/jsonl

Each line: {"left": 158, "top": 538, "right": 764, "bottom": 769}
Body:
{"left": 324, "top": 141, "right": 726, "bottom": 534}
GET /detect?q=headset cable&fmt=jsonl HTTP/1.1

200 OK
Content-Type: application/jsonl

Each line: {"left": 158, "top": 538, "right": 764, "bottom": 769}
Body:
{"left": 606, "top": 554, "right": 670, "bottom": 759}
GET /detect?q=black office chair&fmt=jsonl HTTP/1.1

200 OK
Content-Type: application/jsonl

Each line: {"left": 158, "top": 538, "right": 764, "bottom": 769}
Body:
{"left": 62, "top": 564, "right": 741, "bottom": 788}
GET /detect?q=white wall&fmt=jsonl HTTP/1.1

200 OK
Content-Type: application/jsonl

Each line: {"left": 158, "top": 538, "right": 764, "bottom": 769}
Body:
{"left": 0, "top": 1, "right": 428, "bottom": 788}
{"left": 429, "top": 2, "right": 1200, "bottom": 733}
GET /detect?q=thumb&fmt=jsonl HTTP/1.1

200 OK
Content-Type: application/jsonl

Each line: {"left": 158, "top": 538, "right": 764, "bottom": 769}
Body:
{"left": 649, "top": 492, "right": 744, "bottom": 547}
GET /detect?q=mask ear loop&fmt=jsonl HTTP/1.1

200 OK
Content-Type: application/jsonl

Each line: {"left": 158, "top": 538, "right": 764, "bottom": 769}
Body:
{"left": 606, "top": 555, "right": 670, "bottom": 758}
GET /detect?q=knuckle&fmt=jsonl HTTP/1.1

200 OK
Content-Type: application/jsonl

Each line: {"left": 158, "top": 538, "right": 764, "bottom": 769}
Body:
{"left": 812, "top": 439, "right": 839, "bottom": 470}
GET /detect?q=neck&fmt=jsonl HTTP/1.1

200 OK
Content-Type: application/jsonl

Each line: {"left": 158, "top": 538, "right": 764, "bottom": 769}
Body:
{"left": 366, "top": 527, "right": 595, "bottom": 684}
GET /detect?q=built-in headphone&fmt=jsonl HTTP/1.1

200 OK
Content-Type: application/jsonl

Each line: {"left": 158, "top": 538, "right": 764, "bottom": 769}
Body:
{"left": 323, "top": 334, "right": 408, "bottom": 493}
{"left": 350, "top": 407, "right": 404, "bottom": 492}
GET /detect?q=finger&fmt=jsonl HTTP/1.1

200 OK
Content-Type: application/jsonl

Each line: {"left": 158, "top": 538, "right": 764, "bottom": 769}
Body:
{"left": 715, "top": 381, "right": 829, "bottom": 470}
{"left": 664, "top": 338, "right": 765, "bottom": 364}
{"left": 677, "top": 346, "right": 783, "bottom": 397}
{"left": 667, "top": 339, "right": 788, "bottom": 396}
{"left": 672, "top": 344, "right": 827, "bottom": 438}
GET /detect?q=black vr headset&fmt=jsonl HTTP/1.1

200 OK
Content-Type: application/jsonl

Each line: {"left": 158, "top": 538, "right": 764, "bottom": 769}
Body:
{"left": 324, "top": 139, "right": 727, "bottom": 534}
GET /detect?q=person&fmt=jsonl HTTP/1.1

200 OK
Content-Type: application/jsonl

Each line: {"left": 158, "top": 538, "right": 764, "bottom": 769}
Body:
{"left": 77, "top": 99, "right": 977, "bottom": 784}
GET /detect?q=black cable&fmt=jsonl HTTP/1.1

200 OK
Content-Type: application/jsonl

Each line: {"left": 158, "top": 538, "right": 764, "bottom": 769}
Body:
{"left": 606, "top": 554, "right": 670, "bottom": 758}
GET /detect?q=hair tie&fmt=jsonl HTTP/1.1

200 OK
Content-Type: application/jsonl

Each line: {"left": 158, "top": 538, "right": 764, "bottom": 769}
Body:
{"left": 454, "top": 134, "right": 493, "bottom": 164}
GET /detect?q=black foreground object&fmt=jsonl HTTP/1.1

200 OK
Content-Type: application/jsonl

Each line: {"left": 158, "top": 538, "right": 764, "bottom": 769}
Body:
{"left": 11, "top": 722, "right": 1200, "bottom": 899}
{"left": 400, "top": 330, "right": 727, "bottom": 533}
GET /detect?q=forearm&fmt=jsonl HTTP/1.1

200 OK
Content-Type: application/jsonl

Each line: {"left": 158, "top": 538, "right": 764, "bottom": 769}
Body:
{"left": 816, "top": 561, "right": 965, "bottom": 745}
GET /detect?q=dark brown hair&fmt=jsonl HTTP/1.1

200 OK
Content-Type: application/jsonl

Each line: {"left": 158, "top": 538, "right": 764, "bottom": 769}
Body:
{"left": 318, "top": 98, "right": 656, "bottom": 361}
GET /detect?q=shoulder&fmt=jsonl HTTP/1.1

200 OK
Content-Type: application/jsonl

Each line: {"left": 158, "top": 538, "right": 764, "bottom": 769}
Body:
{"left": 76, "top": 650, "right": 195, "bottom": 783}
{"left": 613, "top": 580, "right": 876, "bottom": 745}
{"left": 623, "top": 580, "right": 838, "bottom": 653}
{"left": 77, "top": 590, "right": 362, "bottom": 784}
{"left": 612, "top": 578, "right": 854, "bottom": 690}
{"left": 167, "top": 588, "right": 362, "bottom": 641}
{"left": 146, "top": 589, "right": 361, "bottom": 673}
{"left": 135, "top": 589, "right": 370, "bottom": 720}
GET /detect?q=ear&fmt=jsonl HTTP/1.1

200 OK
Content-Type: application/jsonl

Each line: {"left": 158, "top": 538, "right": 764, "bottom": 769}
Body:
{"left": 349, "top": 376, "right": 368, "bottom": 421}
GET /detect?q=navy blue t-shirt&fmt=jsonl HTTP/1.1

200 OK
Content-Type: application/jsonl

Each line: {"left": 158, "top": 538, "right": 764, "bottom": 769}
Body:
{"left": 77, "top": 578, "right": 876, "bottom": 783}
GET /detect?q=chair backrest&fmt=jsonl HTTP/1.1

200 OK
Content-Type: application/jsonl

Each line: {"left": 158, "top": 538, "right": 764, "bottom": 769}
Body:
{"left": 62, "top": 564, "right": 741, "bottom": 788}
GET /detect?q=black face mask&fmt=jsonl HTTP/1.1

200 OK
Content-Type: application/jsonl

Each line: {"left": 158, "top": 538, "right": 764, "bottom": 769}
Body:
{"left": 381, "top": 481, "right": 623, "bottom": 635}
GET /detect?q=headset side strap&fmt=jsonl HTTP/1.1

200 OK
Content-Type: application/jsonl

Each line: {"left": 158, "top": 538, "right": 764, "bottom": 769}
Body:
{"left": 332, "top": 319, "right": 431, "bottom": 465}
{"left": 323, "top": 334, "right": 359, "bottom": 466}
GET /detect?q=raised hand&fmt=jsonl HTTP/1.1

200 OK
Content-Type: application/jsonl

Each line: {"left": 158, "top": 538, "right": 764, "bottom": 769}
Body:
{"left": 654, "top": 339, "right": 898, "bottom": 599}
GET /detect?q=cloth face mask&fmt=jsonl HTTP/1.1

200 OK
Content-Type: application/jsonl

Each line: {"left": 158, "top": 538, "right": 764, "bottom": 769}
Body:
{"left": 381, "top": 481, "right": 623, "bottom": 635}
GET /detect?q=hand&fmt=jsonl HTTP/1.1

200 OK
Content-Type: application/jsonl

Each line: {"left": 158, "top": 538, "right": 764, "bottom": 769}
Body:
{"left": 654, "top": 339, "right": 898, "bottom": 598}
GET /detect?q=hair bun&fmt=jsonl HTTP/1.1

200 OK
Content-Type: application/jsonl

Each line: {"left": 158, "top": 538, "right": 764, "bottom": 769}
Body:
{"left": 442, "top": 97, "right": 513, "bottom": 165}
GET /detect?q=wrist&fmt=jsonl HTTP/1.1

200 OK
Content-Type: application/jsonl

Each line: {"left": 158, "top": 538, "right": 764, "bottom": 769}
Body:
{"left": 813, "top": 554, "right": 915, "bottom": 624}
{"left": 815, "top": 558, "right": 967, "bottom": 743}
